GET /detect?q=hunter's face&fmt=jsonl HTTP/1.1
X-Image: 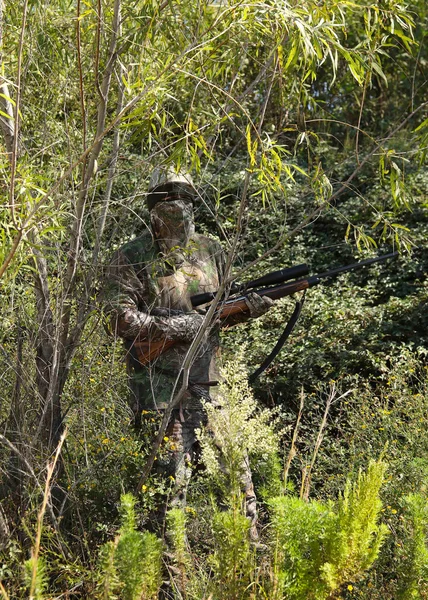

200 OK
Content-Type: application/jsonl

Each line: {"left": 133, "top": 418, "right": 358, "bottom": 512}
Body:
{"left": 150, "top": 198, "right": 195, "bottom": 252}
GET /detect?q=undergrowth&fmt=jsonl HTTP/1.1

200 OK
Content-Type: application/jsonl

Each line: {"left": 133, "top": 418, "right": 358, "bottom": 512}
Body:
{"left": 2, "top": 360, "right": 421, "bottom": 599}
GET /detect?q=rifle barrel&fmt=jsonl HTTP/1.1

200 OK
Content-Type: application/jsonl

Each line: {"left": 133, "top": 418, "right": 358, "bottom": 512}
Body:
{"left": 245, "top": 263, "right": 309, "bottom": 289}
{"left": 221, "top": 252, "right": 398, "bottom": 313}
{"left": 306, "top": 252, "right": 398, "bottom": 287}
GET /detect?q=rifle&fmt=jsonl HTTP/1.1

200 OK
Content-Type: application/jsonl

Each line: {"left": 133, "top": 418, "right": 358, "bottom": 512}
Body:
{"left": 133, "top": 252, "right": 398, "bottom": 372}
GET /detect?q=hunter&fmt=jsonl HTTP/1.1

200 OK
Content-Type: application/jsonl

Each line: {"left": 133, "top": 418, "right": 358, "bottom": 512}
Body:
{"left": 104, "top": 167, "right": 273, "bottom": 535}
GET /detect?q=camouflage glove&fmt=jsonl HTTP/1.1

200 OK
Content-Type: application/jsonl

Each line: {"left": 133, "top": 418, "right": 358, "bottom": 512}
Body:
{"left": 244, "top": 292, "right": 274, "bottom": 318}
{"left": 151, "top": 307, "right": 209, "bottom": 341}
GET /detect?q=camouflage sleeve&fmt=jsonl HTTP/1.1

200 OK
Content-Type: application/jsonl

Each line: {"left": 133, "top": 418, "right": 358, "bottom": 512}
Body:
{"left": 103, "top": 250, "right": 205, "bottom": 343}
{"left": 114, "top": 307, "right": 205, "bottom": 343}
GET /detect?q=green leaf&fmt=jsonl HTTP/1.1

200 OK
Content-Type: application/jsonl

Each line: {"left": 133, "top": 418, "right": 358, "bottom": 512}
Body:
{"left": 285, "top": 39, "right": 299, "bottom": 70}
{"left": 391, "top": 224, "right": 410, "bottom": 231}
{"left": 371, "top": 60, "right": 388, "bottom": 85}
{"left": 414, "top": 118, "right": 428, "bottom": 133}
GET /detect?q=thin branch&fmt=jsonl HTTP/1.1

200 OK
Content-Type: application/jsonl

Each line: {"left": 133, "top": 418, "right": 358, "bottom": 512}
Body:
{"left": 64, "top": 31, "right": 125, "bottom": 372}
{"left": 0, "top": 503, "right": 9, "bottom": 548}
{"left": 29, "top": 430, "right": 67, "bottom": 600}
{"left": 305, "top": 118, "right": 376, "bottom": 144}
{"left": 301, "top": 388, "right": 334, "bottom": 502}
{"left": 356, "top": 73, "right": 369, "bottom": 165}
{"left": 283, "top": 387, "right": 304, "bottom": 490}
{"left": 0, "top": 81, "right": 15, "bottom": 156}
{"left": 64, "top": 0, "right": 122, "bottom": 298}
{"left": 76, "top": 0, "right": 87, "bottom": 156}
{"left": 0, "top": 434, "right": 61, "bottom": 532}
{"left": 0, "top": 230, "right": 22, "bottom": 283}
{"left": 94, "top": 0, "right": 103, "bottom": 101}
{"left": 411, "top": 33, "right": 424, "bottom": 113}
{"left": 302, "top": 386, "right": 353, "bottom": 501}
{"left": 8, "top": 324, "right": 24, "bottom": 443}
{"left": 0, "top": 580, "right": 9, "bottom": 600}
{"left": 9, "top": 0, "right": 28, "bottom": 226}
{"left": 92, "top": 61, "right": 124, "bottom": 268}
{"left": 0, "top": 342, "right": 39, "bottom": 404}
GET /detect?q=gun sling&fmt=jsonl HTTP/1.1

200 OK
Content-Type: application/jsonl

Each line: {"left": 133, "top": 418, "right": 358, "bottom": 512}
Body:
{"left": 249, "top": 291, "right": 306, "bottom": 384}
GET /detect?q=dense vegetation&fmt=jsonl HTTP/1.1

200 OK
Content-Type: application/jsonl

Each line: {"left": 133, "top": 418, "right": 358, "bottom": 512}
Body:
{"left": 0, "top": 0, "right": 427, "bottom": 598}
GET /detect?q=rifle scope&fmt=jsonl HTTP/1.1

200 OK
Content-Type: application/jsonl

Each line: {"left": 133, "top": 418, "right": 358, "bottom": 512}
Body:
{"left": 191, "top": 263, "right": 309, "bottom": 307}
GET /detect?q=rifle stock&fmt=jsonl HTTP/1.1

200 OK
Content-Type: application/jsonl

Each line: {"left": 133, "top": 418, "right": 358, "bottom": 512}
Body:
{"left": 219, "top": 278, "right": 311, "bottom": 318}
{"left": 133, "top": 339, "right": 175, "bottom": 366}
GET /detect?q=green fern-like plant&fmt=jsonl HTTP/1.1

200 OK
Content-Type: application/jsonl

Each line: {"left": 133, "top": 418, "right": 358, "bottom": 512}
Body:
{"left": 331, "top": 460, "right": 389, "bottom": 585}
{"left": 210, "top": 507, "right": 253, "bottom": 600}
{"left": 116, "top": 529, "right": 162, "bottom": 600}
{"left": 198, "top": 358, "right": 277, "bottom": 511}
{"left": 196, "top": 358, "right": 279, "bottom": 598}
{"left": 96, "top": 493, "right": 162, "bottom": 600}
{"left": 23, "top": 556, "right": 48, "bottom": 600}
{"left": 166, "top": 508, "right": 193, "bottom": 595}
{"left": 166, "top": 508, "right": 189, "bottom": 565}
{"left": 96, "top": 541, "right": 119, "bottom": 600}
{"left": 269, "top": 460, "right": 388, "bottom": 599}
{"left": 398, "top": 493, "right": 428, "bottom": 599}
{"left": 269, "top": 496, "right": 337, "bottom": 600}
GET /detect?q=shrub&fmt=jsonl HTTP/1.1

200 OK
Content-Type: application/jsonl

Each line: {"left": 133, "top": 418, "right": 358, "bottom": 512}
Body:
{"left": 210, "top": 508, "right": 253, "bottom": 600}
{"left": 397, "top": 494, "right": 428, "bottom": 599}
{"left": 96, "top": 493, "right": 162, "bottom": 600}
{"left": 269, "top": 460, "right": 388, "bottom": 600}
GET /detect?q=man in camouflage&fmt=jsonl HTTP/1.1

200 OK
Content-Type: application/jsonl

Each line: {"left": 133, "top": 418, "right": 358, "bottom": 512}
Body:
{"left": 104, "top": 168, "right": 272, "bottom": 534}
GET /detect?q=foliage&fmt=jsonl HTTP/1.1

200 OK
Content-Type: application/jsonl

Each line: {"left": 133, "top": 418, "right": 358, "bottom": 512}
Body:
{"left": 210, "top": 508, "right": 253, "bottom": 600}
{"left": 270, "top": 460, "right": 388, "bottom": 600}
{"left": 23, "top": 556, "right": 48, "bottom": 600}
{"left": 166, "top": 508, "right": 193, "bottom": 596}
{"left": 96, "top": 541, "right": 119, "bottom": 600}
{"left": 96, "top": 493, "right": 162, "bottom": 600}
{"left": 397, "top": 494, "right": 428, "bottom": 599}
{"left": 198, "top": 358, "right": 278, "bottom": 506}
{"left": 0, "top": 360, "right": 426, "bottom": 600}
{"left": 1, "top": 0, "right": 428, "bottom": 598}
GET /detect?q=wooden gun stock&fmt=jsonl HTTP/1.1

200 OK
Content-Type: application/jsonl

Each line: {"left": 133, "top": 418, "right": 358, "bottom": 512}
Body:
{"left": 133, "top": 339, "right": 175, "bottom": 366}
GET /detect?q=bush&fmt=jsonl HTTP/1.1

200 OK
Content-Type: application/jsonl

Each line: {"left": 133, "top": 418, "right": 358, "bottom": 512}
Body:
{"left": 96, "top": 493, "right": 162, "bottom": 600}
{"left": 269, "top": 460, "right": 388, "bottom": 600}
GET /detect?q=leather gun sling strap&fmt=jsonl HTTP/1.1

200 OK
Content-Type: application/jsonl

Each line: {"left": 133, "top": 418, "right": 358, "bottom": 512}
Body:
{"left": 248, "top": 291, "right": 306, "bottom": 384}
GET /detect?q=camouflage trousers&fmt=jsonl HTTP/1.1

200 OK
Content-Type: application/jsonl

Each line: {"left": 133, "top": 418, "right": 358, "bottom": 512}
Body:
{"left": 160, "top": 407, "right": 257, "bottom": 530}
{"left": 130, "top": 379, "right": 257, "bottom": 534}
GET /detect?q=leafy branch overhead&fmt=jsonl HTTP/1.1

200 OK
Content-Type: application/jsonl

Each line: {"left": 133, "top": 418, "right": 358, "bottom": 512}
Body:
{"left": 0, "top": 0, "right": 423, "bottom": 283}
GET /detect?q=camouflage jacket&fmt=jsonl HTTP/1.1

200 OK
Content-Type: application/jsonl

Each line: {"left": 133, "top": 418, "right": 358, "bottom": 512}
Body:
{"left": 104, "top": 230, "right": 225, "bottom": 409}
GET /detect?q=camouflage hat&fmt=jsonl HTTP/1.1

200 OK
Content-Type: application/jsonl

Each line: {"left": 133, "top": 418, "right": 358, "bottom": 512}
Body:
{"left": 147, "top": 167, "right": 196, "bottom": 211}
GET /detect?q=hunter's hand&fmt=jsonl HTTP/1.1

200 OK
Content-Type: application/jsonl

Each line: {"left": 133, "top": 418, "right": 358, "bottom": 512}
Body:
{"left": 244, "top": 292, "right": 274, "bottom": 318}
